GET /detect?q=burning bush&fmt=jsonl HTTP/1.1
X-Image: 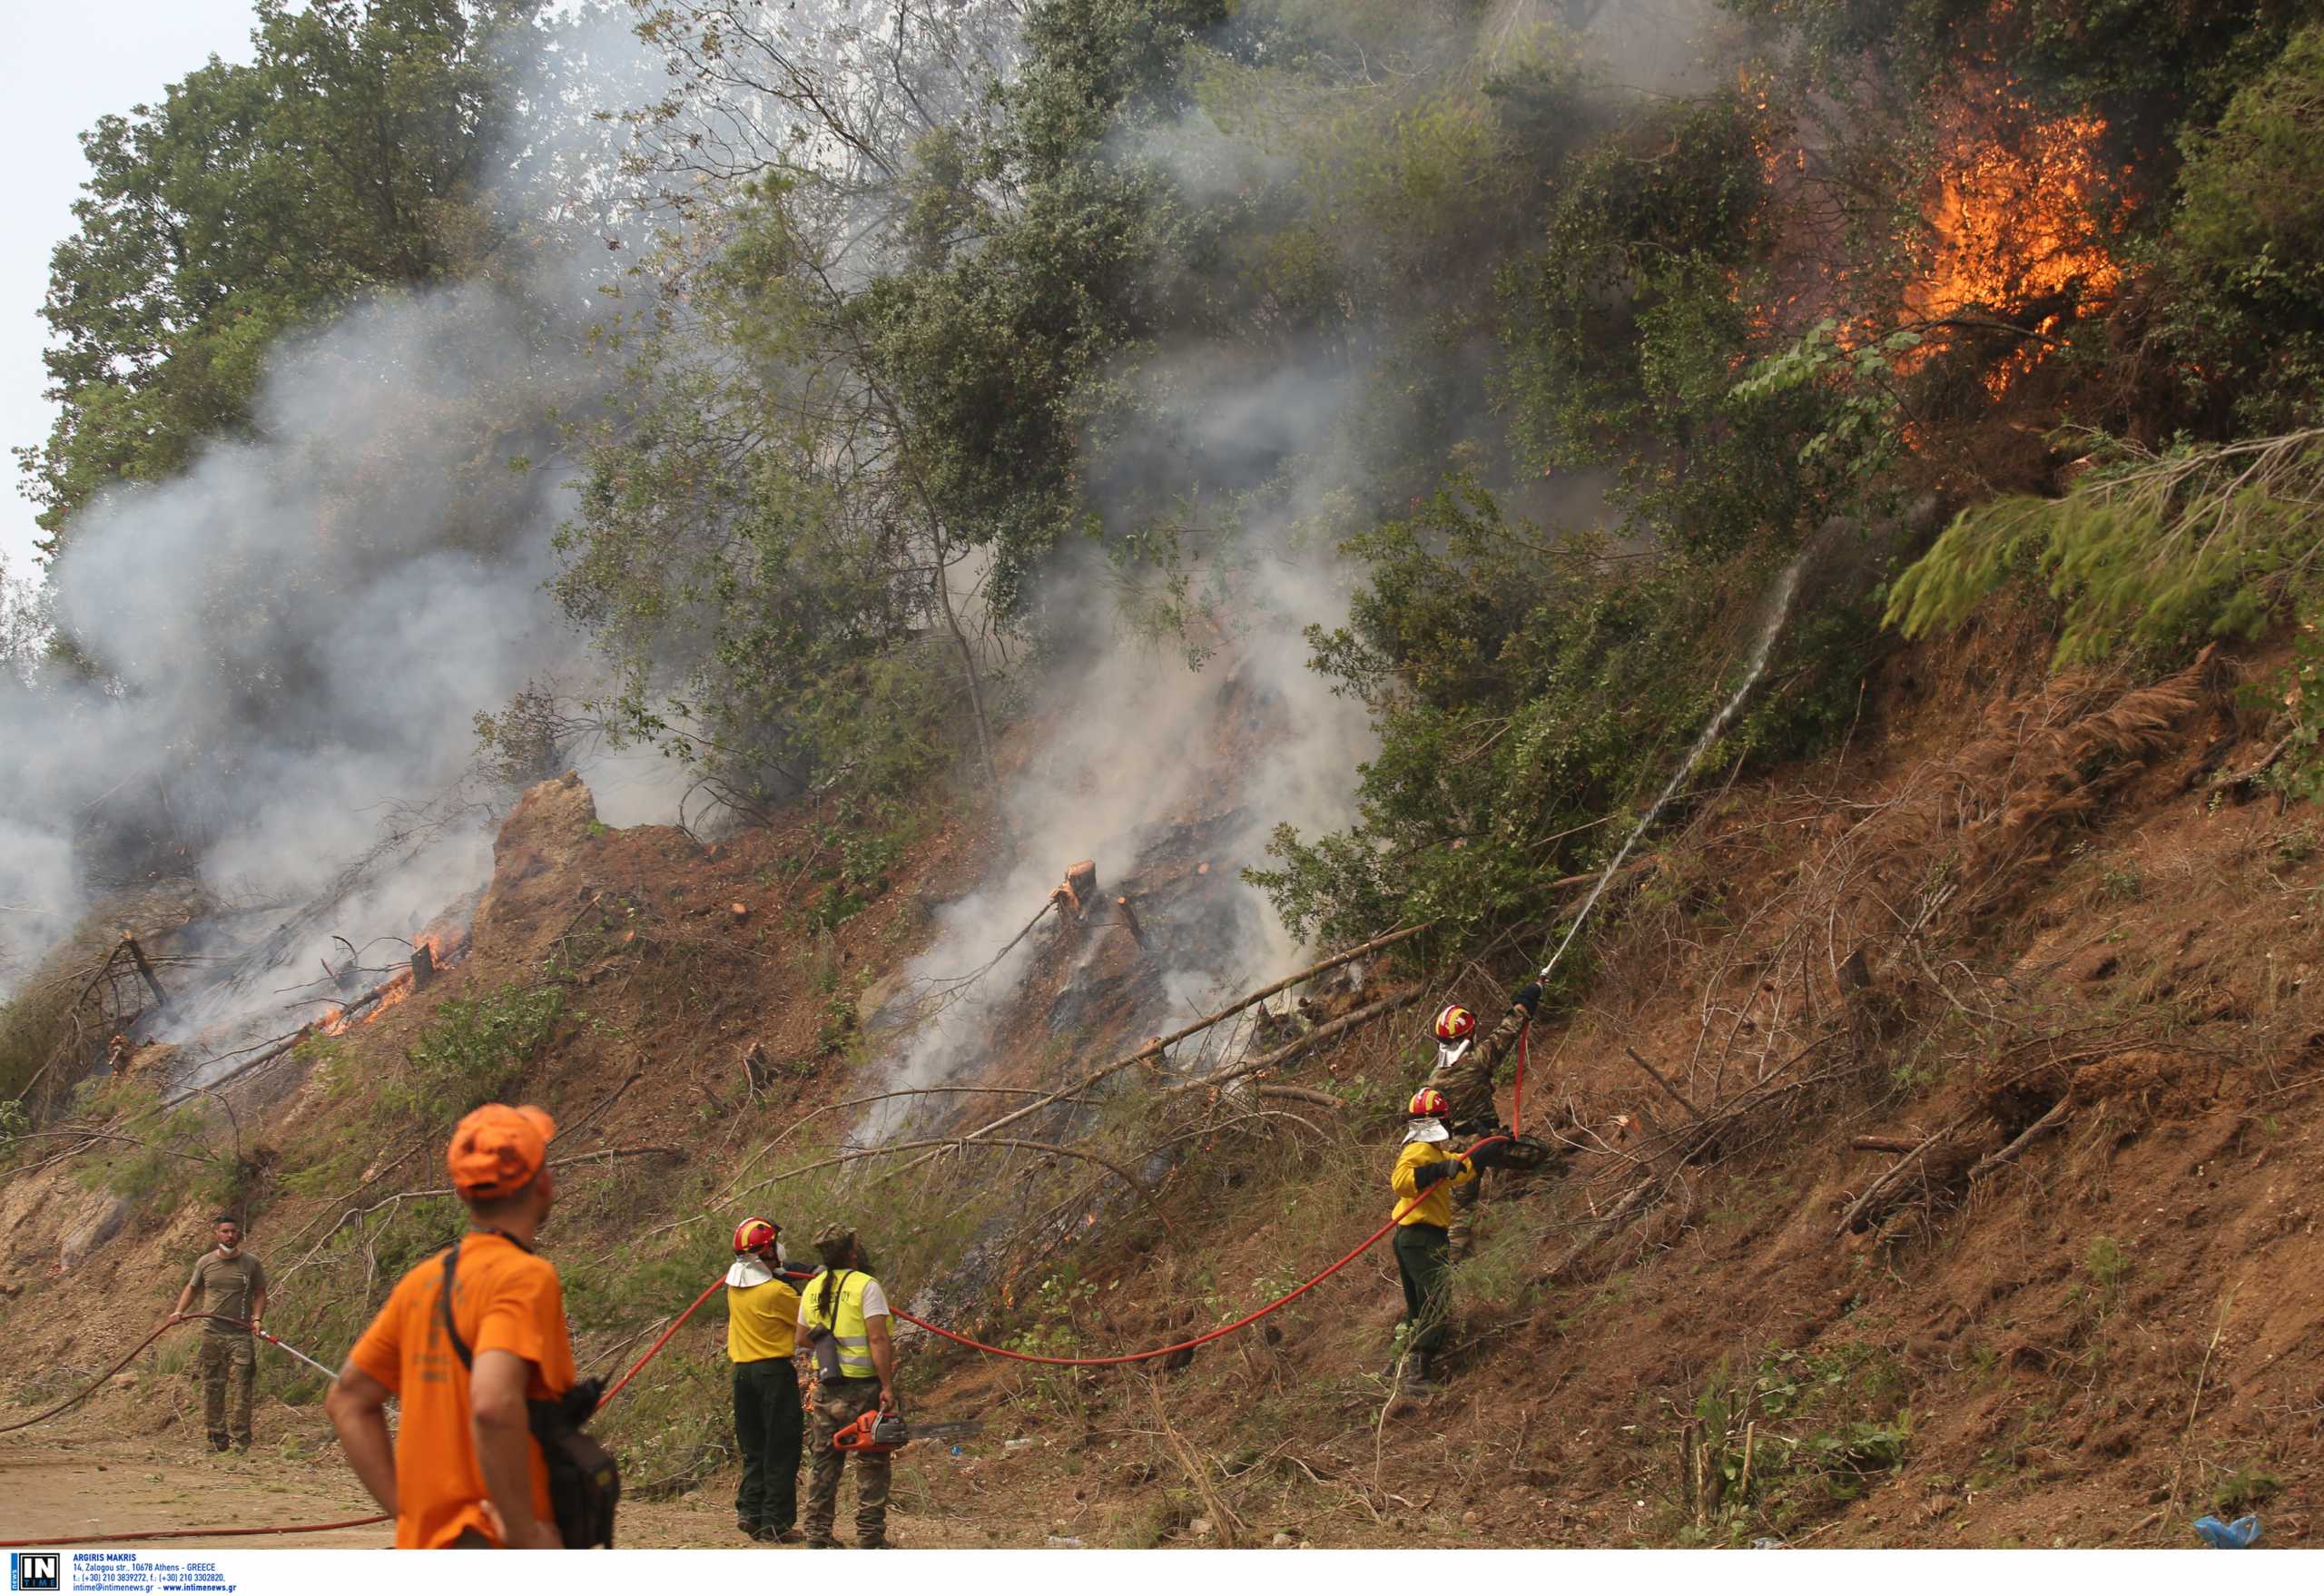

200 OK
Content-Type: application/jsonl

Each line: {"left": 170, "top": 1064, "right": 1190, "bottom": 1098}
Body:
{"left": 1900, "top": 85, "right": 2130, "bottom": 396}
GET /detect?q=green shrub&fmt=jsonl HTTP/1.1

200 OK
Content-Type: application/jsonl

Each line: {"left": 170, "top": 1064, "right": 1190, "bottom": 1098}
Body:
{"left": 383, "top": 983, "right": 566, "bottom": 1127}
{"left": 1678, "top": 1342, "right": 1915, "bottom": 1538}
{"left": 1251, "top": 481, "right": 1873, "bottom": 954}
{"left": 2084, "top": 1235, "right": 2132, "bottom": 1305}
{"left": 2211, "top": 1463, "right": 2284, "bottom": 1516}
{"left": 1886, "top": 431, "right": 2324, "bottom": 666}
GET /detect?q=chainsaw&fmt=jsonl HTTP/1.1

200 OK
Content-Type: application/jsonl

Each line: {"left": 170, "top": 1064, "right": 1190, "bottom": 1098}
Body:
{"left": 832, "top": 1409, "right": 912, "bottom": 1455}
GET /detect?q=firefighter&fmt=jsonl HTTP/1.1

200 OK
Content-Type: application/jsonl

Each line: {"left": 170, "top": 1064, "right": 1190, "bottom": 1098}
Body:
{"left": 1389, "top": 1088, "right": 1514, "bottom": 1394}
{"left": 1423, "top": 980, "right": 1541, "bottom": 1260}
{"left": 726, "top": 1217, "right": 804, "bottom": 1542}
{"left": 796, "top": 1225, "right": 901, "bottom": 1549}
{"left": 170, "top": 1214, "right": 268, "bottom": 1453}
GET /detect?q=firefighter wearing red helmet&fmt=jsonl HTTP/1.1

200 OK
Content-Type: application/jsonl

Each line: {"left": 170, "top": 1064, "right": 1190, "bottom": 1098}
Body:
{"left": 1422, "top": 979, "right": 1542, "bottom": 1261}
{"left": 1387, "top": 1084, "right": 1485, "bottom": 1394}
{"left": 727, "top": 1216, "right": 804, "bottom": 1542}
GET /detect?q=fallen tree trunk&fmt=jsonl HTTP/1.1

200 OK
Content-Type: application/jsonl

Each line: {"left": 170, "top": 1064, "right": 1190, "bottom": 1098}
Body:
{"left": 1158, "top": 988, "right": 1420, "bottom": 1098}
{"left": 1624, "top": 1046, "right": 1708, "bottom": 1125}
{"left": 120, "top": 935, "right": 170, "bottom": 1012}
{"left": 729, "top": 1134, "right": 1187, "bottom": 1250}
{"left": 1831, "top": 1107, "right": 1982, "bottom": 1238}
{"left": 1965, "top": 1098, "right": 2072, "bottom": 1185}
{"left": 193, "top": 975, "right": 404, "bottom": 1097}
{"left": 1254, "top": 1085, "right": 1345, "bottom": 1110}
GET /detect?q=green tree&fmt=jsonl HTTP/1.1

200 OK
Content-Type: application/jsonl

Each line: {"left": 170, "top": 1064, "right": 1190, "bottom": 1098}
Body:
{"left": 22, "top": 0, "right": 552, "bottom": 551}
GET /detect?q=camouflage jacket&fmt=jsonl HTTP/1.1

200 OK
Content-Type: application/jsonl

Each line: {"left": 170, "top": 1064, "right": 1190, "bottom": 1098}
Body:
{"left": 1423, "top": 1003, "right": 1531, "bottom": 1128}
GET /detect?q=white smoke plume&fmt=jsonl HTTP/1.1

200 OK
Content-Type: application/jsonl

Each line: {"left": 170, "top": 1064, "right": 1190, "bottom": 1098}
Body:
{"left": 855, "top": 0, "right": 1738, "bottom": 1136}
{"left": 0, "top": 11, "right": 685, "bottom": 1036}
{"left": 857, "top": 350, "right": 1386, "bottom": 1141}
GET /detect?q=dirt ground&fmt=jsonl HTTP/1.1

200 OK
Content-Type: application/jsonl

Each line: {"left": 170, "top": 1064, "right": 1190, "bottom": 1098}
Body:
{"left": 0, "top": 1408, "right": 1054, "bottom": 1551}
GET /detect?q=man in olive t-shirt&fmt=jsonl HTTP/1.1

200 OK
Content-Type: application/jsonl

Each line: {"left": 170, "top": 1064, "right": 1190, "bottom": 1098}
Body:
{"left": 170, "top": 1215, "right": 268, "bottom": 1452}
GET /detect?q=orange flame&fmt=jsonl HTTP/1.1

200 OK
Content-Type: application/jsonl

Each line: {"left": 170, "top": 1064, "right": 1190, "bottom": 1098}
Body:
{"left": 1740, "top": 61, "right": 2132, "bottom": 404}
{"left": 317, "top": 928, "right": 468, "bottom": 1037}
{"left": 1902, "top": 86, "right": 2130, "bottom": 394}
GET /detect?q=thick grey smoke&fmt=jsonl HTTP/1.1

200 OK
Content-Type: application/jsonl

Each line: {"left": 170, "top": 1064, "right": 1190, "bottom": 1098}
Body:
{"left": 857, "top": 350, "right": 1388, "bottom": 1141}
{"left": 0, "top": 283, "right": 693, "bottom": 1031}
{"left": 0, "top": 10, "right": 685, "bottom": 1031}
{"left": 855, "top": 0, "right": 1737, "bottom": 1136}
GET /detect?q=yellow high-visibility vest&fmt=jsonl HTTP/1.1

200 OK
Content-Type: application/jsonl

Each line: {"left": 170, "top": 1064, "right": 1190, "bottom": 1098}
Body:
{"left": 799, "top": 1269, "right": 879, "bottom": 1378}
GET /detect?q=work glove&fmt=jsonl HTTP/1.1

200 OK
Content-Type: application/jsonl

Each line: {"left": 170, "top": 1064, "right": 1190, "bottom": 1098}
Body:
{"left": 1512, "top": 982, "right": 1542, "bottom": 1016}
{"left": 1410, "top": 1158, "right": 1466, "bottom": 1192}
{"left": 1464, "top": 1141, "right": 1509, "bottom": 1172}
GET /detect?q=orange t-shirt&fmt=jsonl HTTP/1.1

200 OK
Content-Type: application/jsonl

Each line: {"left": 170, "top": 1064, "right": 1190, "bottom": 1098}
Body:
{"left": 349, "top": 1230, "right": 578, "bottom": 1549}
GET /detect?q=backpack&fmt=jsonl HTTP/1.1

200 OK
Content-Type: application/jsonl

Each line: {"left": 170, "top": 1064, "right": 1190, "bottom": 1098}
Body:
{"left": 438, "top": 1239, "right": 620, "bottom": 1548}
{"left": 801, "top": 1268, "right": 854, "bottom": 1384}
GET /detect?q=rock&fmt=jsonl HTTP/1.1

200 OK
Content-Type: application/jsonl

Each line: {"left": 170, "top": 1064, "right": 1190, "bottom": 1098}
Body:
{"left": 1271, "top": 1532, "right": 1296, "bottom": 1548}
{"left": 1044, "top": 1536, "right": 1086, "bottom": 1549}
{"left": 1189, "top": 1516, "right": 1214, "bottom": 1538}
{"left": 474, "top": 773, "right": 598, "bottom": 948}
{"left": 59, "top": 1193, "right": 131, "bottom": 1272}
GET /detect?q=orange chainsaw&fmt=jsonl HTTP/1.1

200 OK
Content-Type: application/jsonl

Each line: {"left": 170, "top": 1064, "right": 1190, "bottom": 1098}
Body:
{"left": 832, "top": 1409, "right": 911, "bottom": 1455}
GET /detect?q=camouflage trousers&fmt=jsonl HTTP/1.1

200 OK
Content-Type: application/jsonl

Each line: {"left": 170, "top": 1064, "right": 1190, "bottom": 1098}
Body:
{"left": 200, "top": 1335, "right": 255, "bottom": 1448}
{"left": 803, "top": 1378, "right": 891, "bottom": 1546}
{"left": 1447, "top": 1171, "right": 1484, "bottom": 1262}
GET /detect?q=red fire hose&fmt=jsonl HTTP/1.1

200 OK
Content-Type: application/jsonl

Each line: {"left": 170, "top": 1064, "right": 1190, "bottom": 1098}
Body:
{"left": 0, "top": 1315, "right": 330, "bottom": 1437}
{"left": 597, "top": 1025, "right": 1541, "bottom": 1372}
{"left": 599, "top": 1276, "right": 724, "bottom": 1404}
{"left": 889, "top": 1018, "right": 1534, "bottom": 1365}
{"left": 0, "top": 1297, "right": 705, "bottom": 1547}
{"left": 5, "top": 1012, "right": 1537, "bottom": 1539}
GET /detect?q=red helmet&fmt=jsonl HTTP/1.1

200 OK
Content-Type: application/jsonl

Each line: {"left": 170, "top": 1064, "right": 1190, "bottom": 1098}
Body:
{"left": 1433, "top": 1004, "right": 1476, "bottom": 1043}
{"left": 733, "top": 1217, "right": 779, "bottom": 1254}
{"left": 1407, "top": 1086, "right": 1450, "bottom": 1119}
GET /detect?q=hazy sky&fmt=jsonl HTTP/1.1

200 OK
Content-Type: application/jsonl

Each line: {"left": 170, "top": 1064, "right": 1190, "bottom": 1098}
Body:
{"left": 0, "top": 0, "right": 260, "bottom": 576}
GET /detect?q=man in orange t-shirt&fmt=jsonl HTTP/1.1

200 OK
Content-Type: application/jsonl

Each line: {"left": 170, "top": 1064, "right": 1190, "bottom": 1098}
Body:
{"left": 325, "top": 1104, "right": 578, "bottom": 1549}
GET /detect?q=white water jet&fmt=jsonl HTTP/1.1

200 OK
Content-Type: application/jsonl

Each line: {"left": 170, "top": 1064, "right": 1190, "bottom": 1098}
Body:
{"left": 1536, "top": 553, "right": 1807, "bottom": 988}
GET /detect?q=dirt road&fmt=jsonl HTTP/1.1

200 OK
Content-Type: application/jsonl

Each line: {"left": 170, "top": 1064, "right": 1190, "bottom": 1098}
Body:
{"left": 2, "top": 1409, "right": 1030, "bottom": 1550}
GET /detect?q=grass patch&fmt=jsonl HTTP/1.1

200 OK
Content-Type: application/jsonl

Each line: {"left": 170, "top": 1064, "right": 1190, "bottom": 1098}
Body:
{"left": 1670, "top": 1340, "right": 1915, "bottom": 1542}
{"left": 2211, "top": 1463, "right": 2283, "bottom": 1516}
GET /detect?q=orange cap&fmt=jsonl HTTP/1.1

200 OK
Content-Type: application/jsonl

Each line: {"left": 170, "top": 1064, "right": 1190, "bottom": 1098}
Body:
{"left": 447, "top": 1103, "right": 556, "bottom": 1198}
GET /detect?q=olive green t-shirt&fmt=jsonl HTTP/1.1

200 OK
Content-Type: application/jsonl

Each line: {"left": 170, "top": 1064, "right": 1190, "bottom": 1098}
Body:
{"left": 188, "top": 1250, "right": 266, "bottom": 1335}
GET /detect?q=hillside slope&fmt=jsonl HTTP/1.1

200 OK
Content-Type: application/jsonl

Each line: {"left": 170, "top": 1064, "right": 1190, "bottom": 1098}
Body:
{"left": 3, "top": 616, "right": 2319, "bottom": 1551}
